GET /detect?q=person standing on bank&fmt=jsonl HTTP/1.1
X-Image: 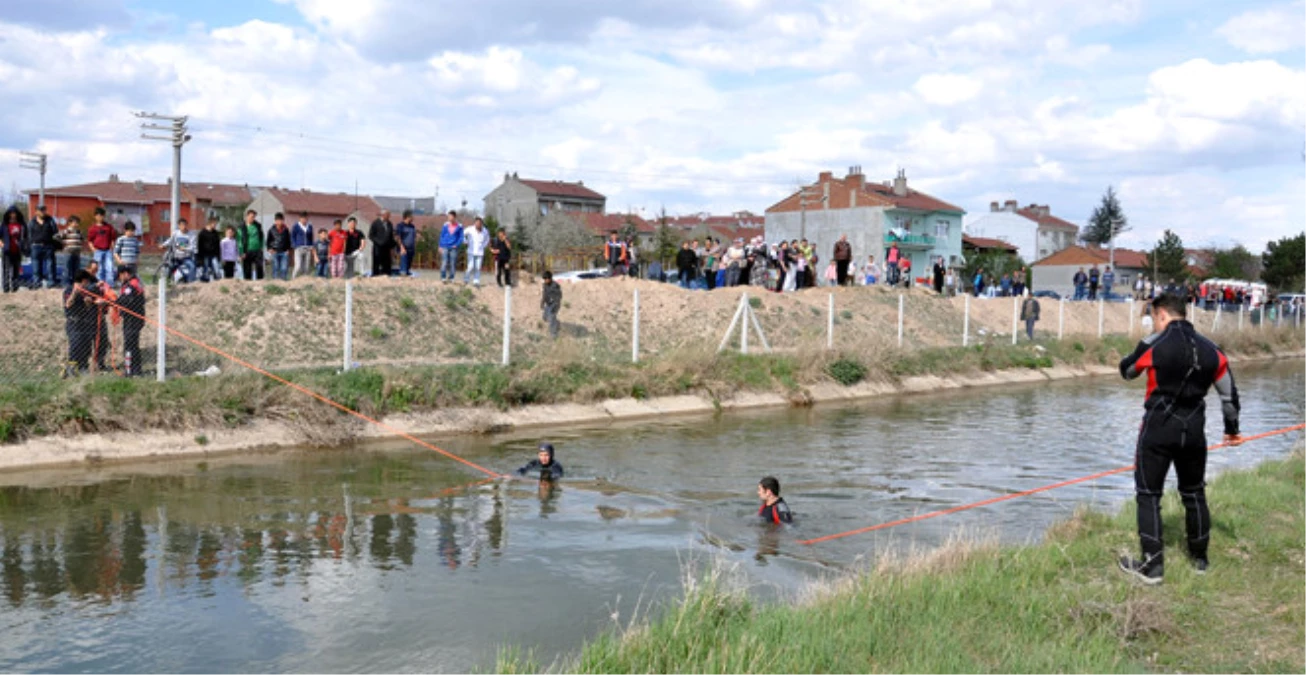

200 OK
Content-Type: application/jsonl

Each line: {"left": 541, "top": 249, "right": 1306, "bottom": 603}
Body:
{"left": 115, "top": 266, "right": 145, "bottom": 377}
{"left": 1020, "top": 289, "right": 1040, "bottom": 341}
{"left": 932, "top": 256, "right": 946, "bottom": 294}
{"left": 291, "top": 211, "right": 314, "bottom": 279}
{"left": 369, "top": 209, "right": 395, "bottom": 278}
{"left": 540, "top": 270, "right": 562, "bottom": 339}
{"left": 832, "top": 234, "right": 852, "bottom": 287}
{"left": 238, "top": 209, "right": 265, "bottom": 280}
{"left": 1117, "top": 293, "right": 1241, "bottom": 584}
{"left": 463, "top": 217, "right": 490, "bottom": 286}
{"left": 438, "top": 210, "right": 463, "bottom": 283}
{"left": 395, "top": 210, "right": 417, "bottom": 277}
{"left": 1, "top": 206, "right": 26, "bottom": 293}
{"left": 492, "top": 229, "right": 512, "bottom": 287}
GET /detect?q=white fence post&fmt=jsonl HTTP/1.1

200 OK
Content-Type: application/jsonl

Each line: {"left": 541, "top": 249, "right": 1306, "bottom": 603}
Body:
{"left": 741, "top": 292, "right": 750, "bottom": 355}
{"left": 1011, "top": 295, "right": 1019, "bottom": 345}
{"left": 1128, "top": 298, "right": 1135, "bottom": 336}
{"left": 963, "top": 293, "right": 970, "bottom": 347}
{"left": 502, "top": 285, "right": 512, "bottom": 366}
{"left": 1238, "top": 305, "right": 1244, "bottom": 332}
{"left": 343, "top": 280, "right": 354, "bottom": 371}
{"left": 632, "top": 288, "right": 640, "bottom": 364}
{"left": 827, "top": 293, "right": 834, "bottom": 350}
{"left": 717, "top": 294, "right": 746, "bottom": 354}
{"left": 156, "top": 277, "right": 167, "bottom": 382}
{"left": 1097, "top": 299, "right": 1104, "bottom": 338}
{"left": 1058, "top": 298, "right": 1064, "bottom": 340}
{"left": 897, "top": 294, "right": 904, "bottom": 348}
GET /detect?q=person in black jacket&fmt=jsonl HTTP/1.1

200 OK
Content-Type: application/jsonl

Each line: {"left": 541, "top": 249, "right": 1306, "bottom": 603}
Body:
{"left": 757, "top": 476, "right": 793, "bottom": 524}
{"left": 369, "top": 210, "right": 394, "bottom": 278}
{"left": 2, "top": 206, "right": 26, "bottom": 293}
{"left": 62, "top": 270, "right": 100, "bottom": 377}
{"left": 266, "top": 213, "right": 293, "bottom": 281}
{"left": 1117, "top": 293, "right": 1241, "bottom": 584}
{"left": 516, "top": 442, "right": 564, "bottom": 479}
{"left": 676, "top": 240, "right": 697, "bottom": 289}
{"left": 116, "top": 266, "right": 146, "bottom": 376}
{"left": 195, "top": 217, "right": 223, "bottom": 282}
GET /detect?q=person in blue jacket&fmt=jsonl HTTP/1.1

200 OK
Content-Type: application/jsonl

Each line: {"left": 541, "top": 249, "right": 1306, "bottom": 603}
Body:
{"left": 438, "top": 211, "right": 464, "bottom": 283}
{"left": 395, "top": 210, "right": 418, "bottom": 277}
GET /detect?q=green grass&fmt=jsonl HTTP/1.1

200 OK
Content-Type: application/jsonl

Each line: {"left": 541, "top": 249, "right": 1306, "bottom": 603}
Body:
{"left": 501, "top": 451, "right": 1305, "bottom": 673}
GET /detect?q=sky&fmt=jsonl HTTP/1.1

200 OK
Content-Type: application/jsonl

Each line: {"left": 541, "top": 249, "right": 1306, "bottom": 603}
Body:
{"left": 0, "top": 0, "right": 1302, "bottom": 252}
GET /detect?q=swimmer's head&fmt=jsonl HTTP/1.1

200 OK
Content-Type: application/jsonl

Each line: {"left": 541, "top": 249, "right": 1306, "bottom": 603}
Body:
{"left": 758, "top": 476, "right": 780, "bottom": 501}
{"left": 538, "top": 442, "right": 555, "bottom": 465}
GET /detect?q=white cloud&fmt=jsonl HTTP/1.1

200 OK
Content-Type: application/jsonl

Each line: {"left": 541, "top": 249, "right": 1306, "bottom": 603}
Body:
{"left": 1216, "top": 2, "right": 1306, "bottom": 54}
{"left": 913, "top": 73, "right": 984, "bottom": 105}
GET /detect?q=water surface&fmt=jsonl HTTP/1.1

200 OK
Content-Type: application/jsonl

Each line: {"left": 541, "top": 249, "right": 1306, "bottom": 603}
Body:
{"left": 0, "top": 361, "right": 1301, "bottom": 672}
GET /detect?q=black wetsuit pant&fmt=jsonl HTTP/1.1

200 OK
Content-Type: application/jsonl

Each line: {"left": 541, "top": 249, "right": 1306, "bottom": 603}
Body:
{"left": 123, "top": 317, "right": 143, "bottom": 376}
{"left": 1134, "top": 405, "right": 1210, "bottom": 565}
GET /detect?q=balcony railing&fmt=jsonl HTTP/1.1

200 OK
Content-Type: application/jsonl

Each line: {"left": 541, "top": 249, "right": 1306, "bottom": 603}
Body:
{"left": 885, "top": 232, "right": 936, "bottom": 248}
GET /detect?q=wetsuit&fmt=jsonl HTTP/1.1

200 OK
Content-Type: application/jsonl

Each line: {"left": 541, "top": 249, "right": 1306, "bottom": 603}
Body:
{"left": 759, "top": 498, "right": 793, "bottom": 525}
{"left": 516, "top": 459, "right": 564, "bottom": 480}
{"left": 1119, "top": 319, "right": 1239, "bottom": 567}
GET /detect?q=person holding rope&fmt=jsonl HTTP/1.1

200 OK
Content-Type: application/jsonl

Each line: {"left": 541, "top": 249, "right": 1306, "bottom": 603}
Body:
{"left": 116, "top": 266, "right": 146, "bottom": 377}
{"left": 1117, "top": 292, "right": 1241, "bottom": 584}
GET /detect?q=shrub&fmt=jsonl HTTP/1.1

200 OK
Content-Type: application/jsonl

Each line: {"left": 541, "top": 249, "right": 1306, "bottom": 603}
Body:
{"left": 827, "top": 357, "right": 868, "bottom": 386}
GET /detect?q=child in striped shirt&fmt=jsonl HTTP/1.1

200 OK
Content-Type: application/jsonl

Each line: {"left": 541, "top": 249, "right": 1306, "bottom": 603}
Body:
{"left": 113, "top": 221, "right": 142, "bottom": 275}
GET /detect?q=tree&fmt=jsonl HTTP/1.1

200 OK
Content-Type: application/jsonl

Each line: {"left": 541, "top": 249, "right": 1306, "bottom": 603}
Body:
{"left": 618, "top": 215, "right": 640, "bottom": 244}
{"left": 1261, "top": 232, "right": 1305, "bottom": 292}
{"left": 1205, "top": 244, "right": 1260, "bottom": 280}
{"left": 962, "top": 250, "right": 1026, "bottom": 288}
{"left": 652, "top": 207, "right": 681, "bottom": 266}
{"left": 1146, "top": 229, "right": 1188, "bottom": 284}
{"left": 530, "top": 211, "right": 594, "bottom": 255}
{"left": 1081, "top": 186, "right": 1129, "bottom": 246}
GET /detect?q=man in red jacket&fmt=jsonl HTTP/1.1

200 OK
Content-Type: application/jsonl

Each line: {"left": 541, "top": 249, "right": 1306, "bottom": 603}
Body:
{"left": 87, "top": 207, "right": 118, "bottom": 284}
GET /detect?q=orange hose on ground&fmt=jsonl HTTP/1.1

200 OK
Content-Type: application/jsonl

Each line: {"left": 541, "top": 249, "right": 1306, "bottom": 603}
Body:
{"left": 798, "top": 424, "right": 1306, "bottom": 546}
{"left": 75, "top": 285, "right": 506, "bottom": 479}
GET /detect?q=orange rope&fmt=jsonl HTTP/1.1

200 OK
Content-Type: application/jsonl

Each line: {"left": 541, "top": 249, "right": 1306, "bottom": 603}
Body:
{"left": 75, "top": 285, "right": 506, "bottom": 479}
{"left": 798, "top": 424, "right": 1306, "bottom": 546}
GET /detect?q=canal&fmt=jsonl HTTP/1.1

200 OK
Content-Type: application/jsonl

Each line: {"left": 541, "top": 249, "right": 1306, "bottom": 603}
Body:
{"left": 0, "top": 361, "right": 1301, "bottom": 672}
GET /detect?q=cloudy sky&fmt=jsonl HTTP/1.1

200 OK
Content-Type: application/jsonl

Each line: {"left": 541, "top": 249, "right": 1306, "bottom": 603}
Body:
{"left": 0, "top": 0, "right": 1302, "bottom": 251}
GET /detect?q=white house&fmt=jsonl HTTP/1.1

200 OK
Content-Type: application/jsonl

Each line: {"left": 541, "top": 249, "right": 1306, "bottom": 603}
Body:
{"left": 965, "top": 200, "right": 1080, "bottom": 262}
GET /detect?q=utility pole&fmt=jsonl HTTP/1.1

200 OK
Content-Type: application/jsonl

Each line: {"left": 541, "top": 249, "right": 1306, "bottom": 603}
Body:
{"left": 19, "top": 151, "right": 47, "bottom": 208}
{"left": 137, "top": 113, "right": 190, "bottom": 238}
{"left": 798, "top": 185, "right": 821, "bottom": 241}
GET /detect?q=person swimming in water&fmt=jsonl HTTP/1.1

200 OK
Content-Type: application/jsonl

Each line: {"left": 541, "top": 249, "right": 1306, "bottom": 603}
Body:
{"left": 757, "top": 476, "right": 792, "bottom": 524}
{"left": 516, "top": 442, "right": 564, "bottom": 480}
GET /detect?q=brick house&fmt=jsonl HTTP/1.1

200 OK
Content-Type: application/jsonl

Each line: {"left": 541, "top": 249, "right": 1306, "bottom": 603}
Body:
{"left": 1031, "top": 245, "right": 1149, "bottom": 298}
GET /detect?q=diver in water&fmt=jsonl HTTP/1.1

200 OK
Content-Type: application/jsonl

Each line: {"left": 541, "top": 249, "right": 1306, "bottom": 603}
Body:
{"left": 516, "top": 442, "right": 564, "bottom": 480}
{"left": 757, "top": 476, "right": 792, "bottom": 524}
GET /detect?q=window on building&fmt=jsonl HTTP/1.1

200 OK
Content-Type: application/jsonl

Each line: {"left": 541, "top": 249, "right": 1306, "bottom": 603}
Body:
{"left": 935, "top": 220, "right": 949, "bottom": 238}
{"left": 161, "top": 208, "right": 171, "bottom": 224}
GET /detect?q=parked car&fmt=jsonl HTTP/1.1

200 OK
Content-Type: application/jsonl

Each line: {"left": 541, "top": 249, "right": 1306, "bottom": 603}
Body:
{"left": 552, "top": 268, "right": 611, "bottom": 283}
{"left": 1032, "top": 290, "right": 1061, "bottom": 300}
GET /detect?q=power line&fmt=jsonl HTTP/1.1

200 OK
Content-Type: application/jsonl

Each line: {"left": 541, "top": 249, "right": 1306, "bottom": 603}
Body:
{"left": 191, "top": 120, "right": 799, "bottom": 188}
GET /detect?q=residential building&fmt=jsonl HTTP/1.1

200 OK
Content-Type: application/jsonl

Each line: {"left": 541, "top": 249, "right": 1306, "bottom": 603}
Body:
{"left": 765, "top": 167, "right": 965, "bottom": 277}
{"left": 246, "top": 188, "right": 383, "bottom": 238}
{"left": 483, "top": 173, "right": 606, "bottom": 228}
{"left": 964, "top": 200, "right": 1080, "bottom": 262}
{"left": 1031, "top": 245, "right": 1149, "bottom": 298}
{"left": 30, "top": 175, "right": 214, "bottom": 247}
{"left": 963, "top": 235, "right": 1018, "bottom": 257}
{"left": 666, "top": 212, "right": 765, "bottom": 243}
{"left": 374, "top": 195, "right": 437, "bottom": 216}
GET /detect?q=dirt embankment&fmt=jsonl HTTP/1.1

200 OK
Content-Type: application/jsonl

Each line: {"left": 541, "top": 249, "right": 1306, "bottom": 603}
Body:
{"left": 0, "top": 276, "right": 1149, "bottom": 375}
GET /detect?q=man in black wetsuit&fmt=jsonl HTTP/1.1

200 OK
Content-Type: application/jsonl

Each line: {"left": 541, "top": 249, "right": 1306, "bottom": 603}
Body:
{"left": 516, "top": 442, "right": 564, "bottom": 480}
{"left": 1118, "top": 293, "right": 1241, "bottom": 584}
{"left": 757, "top": 476, "right": 792, "bottom": 525}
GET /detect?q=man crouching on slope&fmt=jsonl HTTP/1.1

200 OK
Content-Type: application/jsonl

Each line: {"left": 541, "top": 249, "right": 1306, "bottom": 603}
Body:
{"left": 1117, "top": 293, "right": 1241, "bottom": 585}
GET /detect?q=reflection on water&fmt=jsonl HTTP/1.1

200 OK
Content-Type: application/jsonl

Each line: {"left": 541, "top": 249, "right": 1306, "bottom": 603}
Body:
{"left": 0, "top": 361, "right": 1301, "bottom": 673}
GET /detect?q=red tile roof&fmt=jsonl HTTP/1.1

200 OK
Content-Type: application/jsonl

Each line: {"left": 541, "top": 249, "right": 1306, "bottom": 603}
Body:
{"left": 963, "top": 235, "right": 1018, "bottom": 252}
{"left": 766, "top": 172, "right": 961, "bottom": 214}
{"left": 41, "top": 179, "right": 193, "bottom": 204}
{"left": 861, "top": 181, "right": 963, "bottom": 213}
{"left": 265, "top": 188, "right": 383, "bottom": 221}
{"left": 519, "top": 179, "right": 605, "bottom": 201}
{"left": 1016, "top": 206, "right": 1079, "bottom": 232}
{"left": 571, "top": 212, "right": 654, "bottom": 236}
{"left": 184, "top": 182, "right": 255, "bottom": 207}
{"left": 1032, "top": 244, "right": 1148, "bottom": 269}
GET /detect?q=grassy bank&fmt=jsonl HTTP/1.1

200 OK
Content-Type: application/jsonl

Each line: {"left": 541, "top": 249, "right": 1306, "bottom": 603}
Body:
{"left": 0, "top": 328, "right": 1299, "bottom": 444}
{"left": 500, "top": 450, "right": 1305, "bottom": 673}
